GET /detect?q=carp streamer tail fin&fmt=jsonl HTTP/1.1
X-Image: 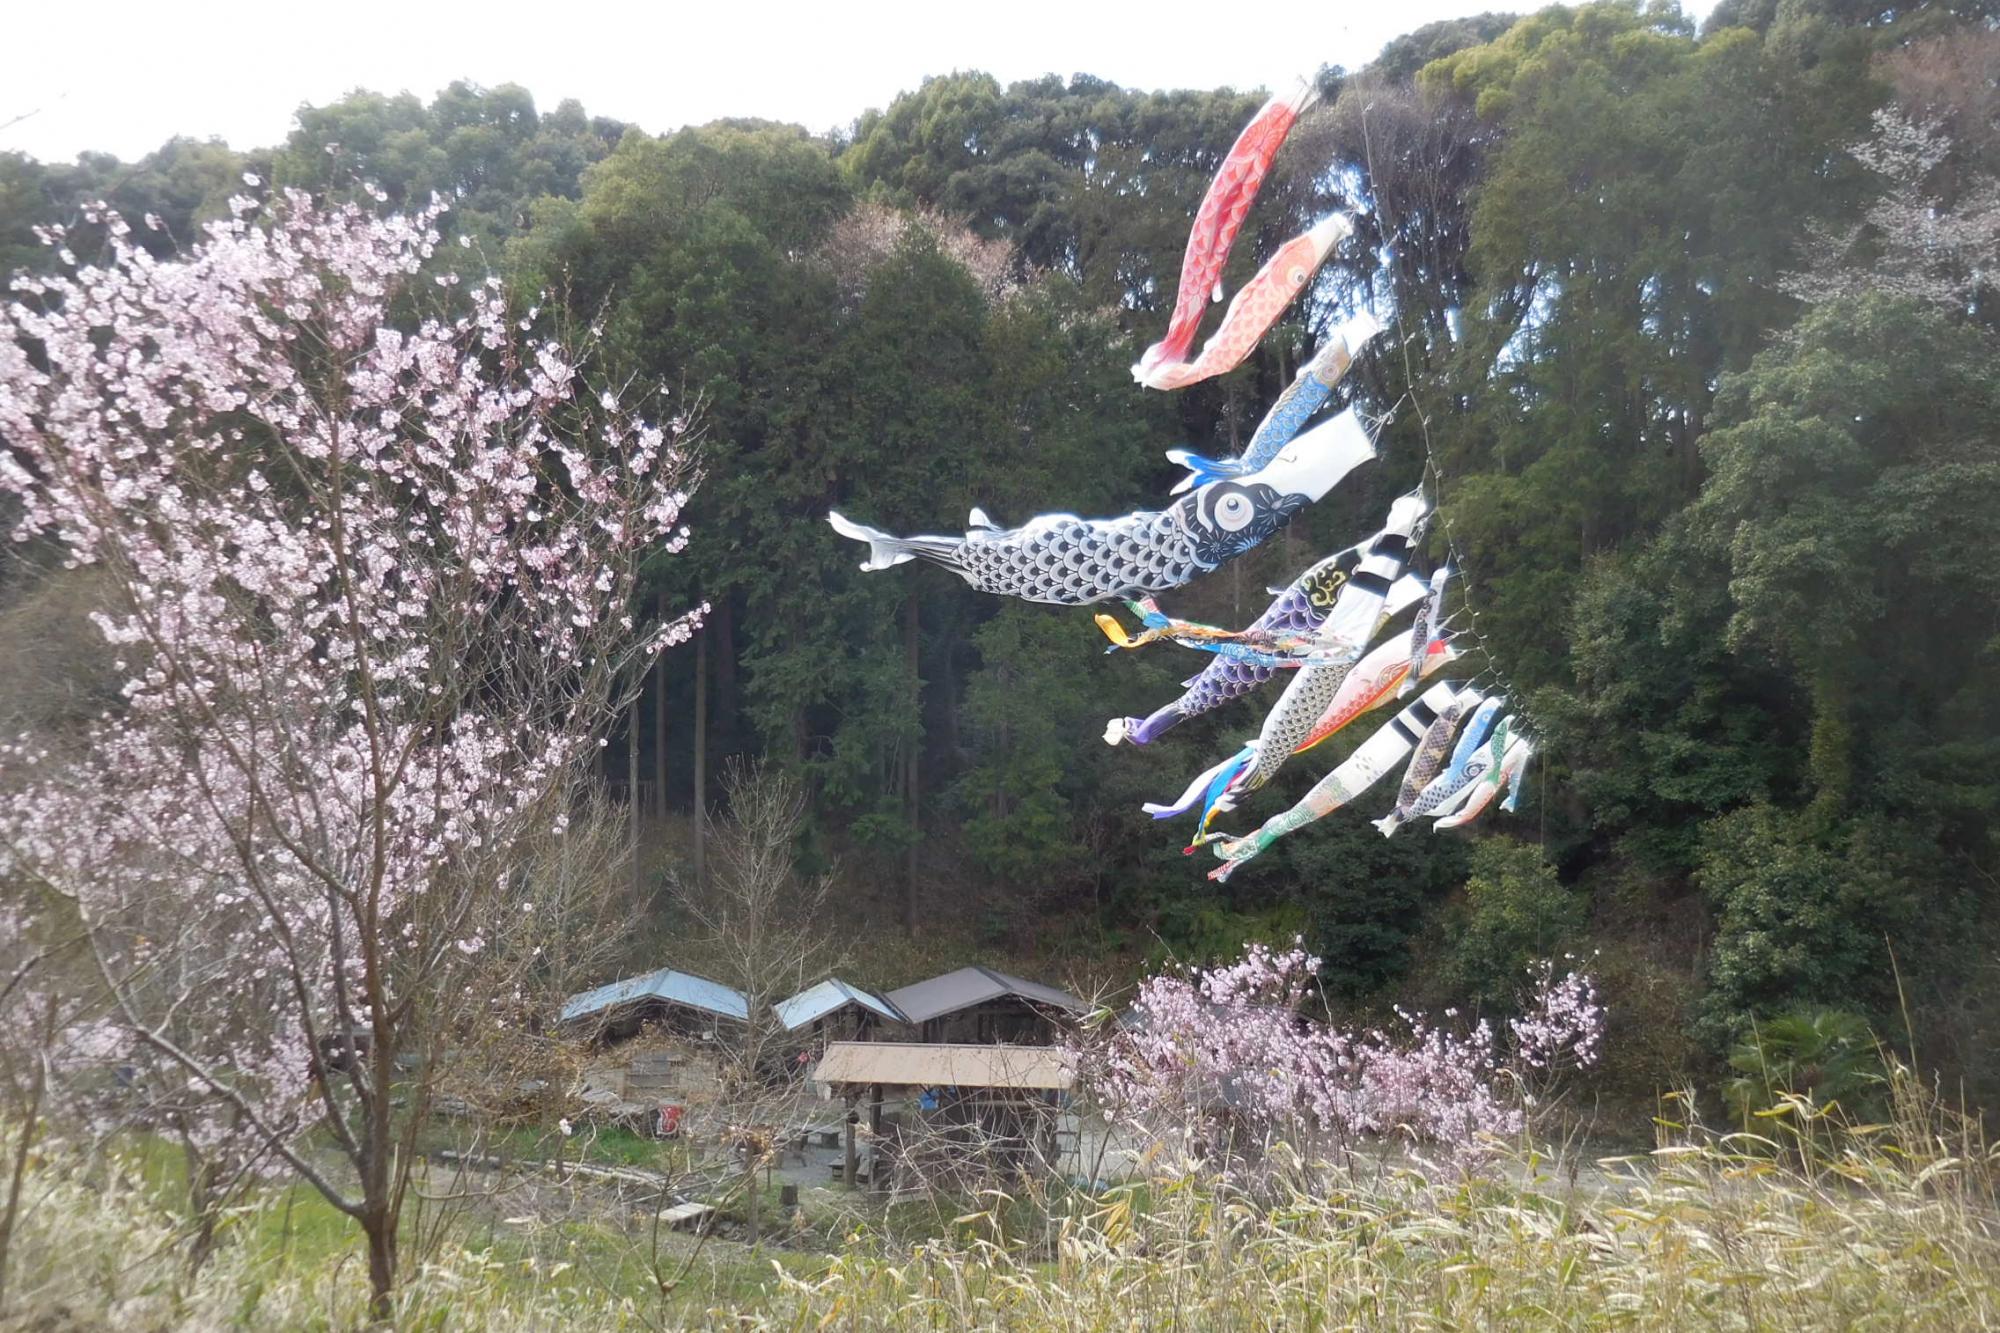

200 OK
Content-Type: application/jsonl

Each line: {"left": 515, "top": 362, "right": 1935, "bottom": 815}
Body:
{"left": 1142, "top": 745, "right": 1253, "bottom": 820}
{"left": 827, "top": 511, "right": 958, "bottom": 573}
{"left": 1193, "top": 752, "right": 1253, "bottom": 841}
{"left": 1165, "top": 449, "right": 1246, "bottom": 495}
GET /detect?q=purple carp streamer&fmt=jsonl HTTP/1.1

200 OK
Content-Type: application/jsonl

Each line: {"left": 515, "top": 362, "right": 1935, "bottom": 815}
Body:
{"left": 1102, "top": 544, "right": 1392, "bottom": 748}
{"left": 1094, "top": 548, "right": 1363, "bottom": 667}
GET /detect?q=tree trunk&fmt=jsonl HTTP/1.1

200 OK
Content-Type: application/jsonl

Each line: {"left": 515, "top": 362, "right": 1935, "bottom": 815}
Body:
{"left": 0, "top": 996, "right": 55, "bottom": 1321}
{"left": 693, "top": 627, "right": 708, "bottom": 887}
{"left": 628, "top": 696, "right": 641, "bottom": 901}
{"left": 902, "top": 597, "right": 921, "bottom": 936}
{"left": 183, "top": 1145, "right": 220, "bottom": 1275}
{"left": 941, "top": 639, "right": 959, "bottom": 760}
{"left": 652, "top": 640, "right": 669, "bottom": 819}
{"left": 714, "top": 595, "right": 740, "bottom": 755}
{"left": 364, "top": 1206, "right": 397, "bottom": 1321}
{"left": 1808, "top": 664, "right": 1853, "bottom": 819}
{"left": 362, "top": 1018, "right": 401, "bottom": 1320}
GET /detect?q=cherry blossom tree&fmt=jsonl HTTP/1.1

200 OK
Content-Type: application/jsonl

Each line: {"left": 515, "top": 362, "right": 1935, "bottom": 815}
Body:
{"left": 0, "top": 182, "right": 701, "bottom": 1311}
{"left": 1083, "top": 941, "right": 1603, "bottom": 1182}
{"left": 1784, "top": 106, "right": 2000, "bottom": 312}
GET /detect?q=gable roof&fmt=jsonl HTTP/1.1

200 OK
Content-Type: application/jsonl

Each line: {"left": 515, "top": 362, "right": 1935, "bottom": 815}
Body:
{"left": 773, "top": 977, "right": 907, "bottom": 1031}
{"left": 560, "top": 967, "right": 749, "bottom": 1025}
{"left": 813, "top": 1041, "right": 1074, "bottom": 1091}
{"left": 884, "top": 966, "right": 1087, "bottom": 1025}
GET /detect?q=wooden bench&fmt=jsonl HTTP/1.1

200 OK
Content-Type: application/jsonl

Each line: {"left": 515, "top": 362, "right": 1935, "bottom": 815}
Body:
{"left": 657, "top": 1202, "right": 714, "bottom": 1233}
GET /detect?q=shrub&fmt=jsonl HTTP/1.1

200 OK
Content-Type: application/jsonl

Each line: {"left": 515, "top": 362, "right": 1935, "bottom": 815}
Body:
{"left": 1441, "top": 840, "right": 1587, "bottom": 1009}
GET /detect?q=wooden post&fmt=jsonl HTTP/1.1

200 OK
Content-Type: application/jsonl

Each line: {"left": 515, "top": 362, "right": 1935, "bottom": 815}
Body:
{"left": 902, "top": 597, "right": 920, "bottom": 935}
{"left": 869, "top": 1084, "right": 885, "bottom": 1196}
{"left": 843, "top": 1097, "right": 858, "bottom": 1188}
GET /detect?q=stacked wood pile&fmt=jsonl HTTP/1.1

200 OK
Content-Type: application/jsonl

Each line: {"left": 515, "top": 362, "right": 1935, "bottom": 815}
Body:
{"left": 577, "top": 1026, "right": 730, "bottom": 1132}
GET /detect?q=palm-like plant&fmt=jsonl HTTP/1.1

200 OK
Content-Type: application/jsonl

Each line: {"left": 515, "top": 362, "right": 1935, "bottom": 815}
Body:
{"left": 1725, "top": 1008, "right": 1886, "bottom": 1123}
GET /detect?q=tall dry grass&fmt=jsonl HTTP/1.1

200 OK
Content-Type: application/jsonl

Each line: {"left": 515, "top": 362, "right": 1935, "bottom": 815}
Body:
{"left": 2, "top": 1064, "right": 1994, "bottom": 1329}
{"left": 768, "top": 1063, "right": 1999, "bottom": 1331}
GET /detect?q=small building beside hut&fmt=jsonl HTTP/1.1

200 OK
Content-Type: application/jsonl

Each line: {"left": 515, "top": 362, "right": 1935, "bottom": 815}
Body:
{"left": 773, "top": 977, "right": 907, "bottom": 1044}
{"left": 884, "top": 966, "right": 1088, "bottom": 1044}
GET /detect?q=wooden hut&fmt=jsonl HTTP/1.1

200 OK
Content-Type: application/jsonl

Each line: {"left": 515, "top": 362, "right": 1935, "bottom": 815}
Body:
{"left": 884, "top": 966, "right": 1088, "bottom": 1044}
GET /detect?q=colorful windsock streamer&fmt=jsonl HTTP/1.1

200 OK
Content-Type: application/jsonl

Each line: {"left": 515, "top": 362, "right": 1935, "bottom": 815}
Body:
{"left": 1424, "top": 712, "right": 1515, "bottom": 826}
{"left": 1297, "top": 634, "right": 1457, "bottom": 756}
{"left": 1135, "top": 81, "right": 1316, "bottom": 384}
{"left": 1375, "top": 693, "right": 1502, "bottom": 835}
{"left": 1137, "top": 215, "right": 1352, "bottom": 392}
{"left": 1103, "top": 562, "right": 1426, "bottom": 747}
{"left": 1400, "top": 566, "right": 1451, "bottom": 698}
{"left": 1169, "top": 311, "right": 1382, "bottom": 493}
{"left": 1435, "top": 734, "right": 1533, "bottom": 829}
{"left": 828, "top": 409, "right": 1374, "bottom": 606}
{"left": 1206, "top": 681, "right": 1464, "bottom": 880}
{"left": 1145, "top": 492, "right": 1430, "bottom": 829}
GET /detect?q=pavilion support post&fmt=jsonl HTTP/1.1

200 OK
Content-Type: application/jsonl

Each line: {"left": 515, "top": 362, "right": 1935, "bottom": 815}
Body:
{"left": 843, "top": 1096, "right": 858, "bottom": 1188}
{"left": 869, "top": 1085, "right": 885, "bottom": 1197}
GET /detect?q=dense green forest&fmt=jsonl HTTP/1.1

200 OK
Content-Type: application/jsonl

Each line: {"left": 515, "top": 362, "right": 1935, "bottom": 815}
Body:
{"left": 5, "top": 0, "right": 1998, "bottom": 1108}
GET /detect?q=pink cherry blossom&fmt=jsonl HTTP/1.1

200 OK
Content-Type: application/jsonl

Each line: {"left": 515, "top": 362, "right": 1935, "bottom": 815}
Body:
{"left": 0, "top": 186, "right": 702, "bottom": 1291}
{"left": 1080, "top": 941, "right": 1603, "bottom": 1175}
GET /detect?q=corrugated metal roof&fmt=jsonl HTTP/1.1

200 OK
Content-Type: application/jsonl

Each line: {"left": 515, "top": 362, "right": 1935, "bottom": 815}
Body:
{"left": 772, "top": 978, "right": 906, "bottom": 1031}
{"left": 812, "top": 1042, "right": 1074, "bottom": 1091}
{"left": 885, "top": 966, "right": 1088, "bottom": 1024}
{"left": 560, "top": 967, "right": 749, "bottom": 1024}
{"left": 983, "top": 967, "right": 1091, "bottom": 1015}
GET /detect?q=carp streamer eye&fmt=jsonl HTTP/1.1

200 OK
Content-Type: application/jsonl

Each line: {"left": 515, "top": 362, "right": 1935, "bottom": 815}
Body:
{"left": 1212, "top": 490, "right": 1256, "bottom": 533}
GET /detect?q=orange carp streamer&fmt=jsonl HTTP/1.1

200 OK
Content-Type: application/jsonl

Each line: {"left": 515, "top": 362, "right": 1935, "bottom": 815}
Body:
{"left": 1135, "top": 81, "right": 1317, "bottom": 381}
{"left": 1138, "top": 214, "right": 1351, "bottom": 391}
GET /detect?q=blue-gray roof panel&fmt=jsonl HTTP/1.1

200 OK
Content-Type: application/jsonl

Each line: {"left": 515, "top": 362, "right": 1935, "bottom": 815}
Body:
{"left": 560, "top": 967, "right": 749, "bottom": 1024}
{"left": 773, "top": 978, "right": 906, "bottom": 1031}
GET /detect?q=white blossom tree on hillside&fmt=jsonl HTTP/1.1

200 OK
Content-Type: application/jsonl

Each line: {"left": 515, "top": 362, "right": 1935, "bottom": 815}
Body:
{"left": 0, "top": 184, "right": 702, "bottom": 1313}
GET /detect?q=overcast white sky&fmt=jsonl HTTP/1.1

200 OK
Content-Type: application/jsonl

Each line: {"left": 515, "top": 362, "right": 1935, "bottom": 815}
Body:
{"left": 6, "top": 0, "right": 1718, "bottom": 165}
